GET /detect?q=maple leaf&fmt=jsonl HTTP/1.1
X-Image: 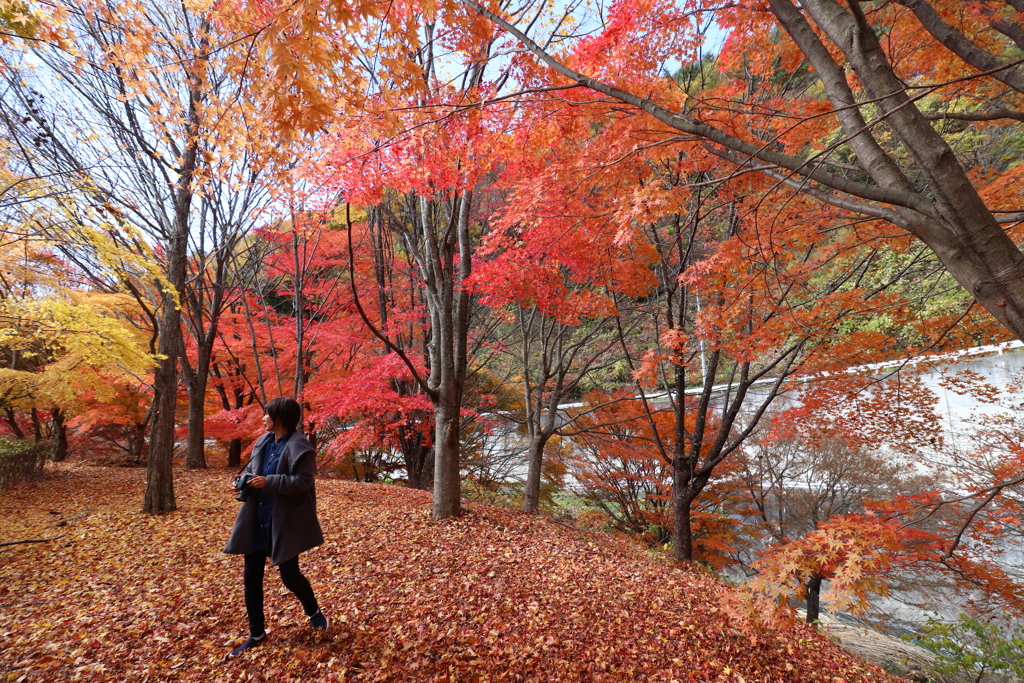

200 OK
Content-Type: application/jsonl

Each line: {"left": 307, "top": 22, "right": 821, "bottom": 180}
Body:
{"left": 0, "top": 465, "right": 904, "bottom": 681}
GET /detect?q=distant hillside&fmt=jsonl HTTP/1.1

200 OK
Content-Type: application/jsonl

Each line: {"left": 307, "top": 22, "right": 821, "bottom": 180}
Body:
{"left": 0, "top": 465, "right": 901, "bottom": 682}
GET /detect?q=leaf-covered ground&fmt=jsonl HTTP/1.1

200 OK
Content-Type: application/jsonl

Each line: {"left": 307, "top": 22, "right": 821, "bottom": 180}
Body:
{"left": 0, "top": 465, "right": 900, "bottom": 682}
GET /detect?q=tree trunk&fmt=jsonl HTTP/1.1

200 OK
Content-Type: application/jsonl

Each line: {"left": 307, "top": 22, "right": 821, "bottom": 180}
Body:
{"left": 522, "top": 433, "right": 550, "bottom": 514}
{"left": 185, "top": 386, "right": 207, "bottom": 469}
{"left": 182, "top": 337, "right": 210, "bottom": 469}
{"left": 672, "top": 359, "right": 693, "bottom": 561}
{"left": 180, "top": 272, "right": 216, "bottom": 470}
{"left": 142, "top": 24, "right": 206, "bottom": 512}
{"left": 292, "top": 227, "right": 306, "bottom": 402}
{"left": 50, "top": 408, "right": 67, "bottom": 462}
{"left": 30, "top": 408, "right": 41, "bottom": 441}
{"left": 400, "top": 426, "right": 433, "bottom": 490}
{"left": 406, "top": 445, "right": 433, "bottom": 490}
{"left": 227, "top": 437, "right": 241, "bottom": 469}
{"left": 180, "top": 344, "right": 212, "bottom": 469}
{"left": 4, "top": 407, "right": 24, "bottom": 439}
{"left": 407, "top": 458, "right": 422, "bottom": 489}
{"left": 142, "top": 176, "right": 189, "bottom": 513}
{"left": 779, "top": 0, "right": 1024, "bottom": 341}
{"left": 433, "top": 388, "right": 462, "bottom": 518}
{"left": 427, "top": 191, "right": 473, "bottom": 520}
{"left": 357, "top": 188, "right": 473, "bottom": 518}
{"left": 130, "top": 418, "right": 148, "bottom": 465}
{"left": 143, "top": 324, "right": 180, "bottom": 513}
{"left": 806, "top": 573, "right": 824, "bottom": 623}
{"left": 673, "top": 489, "right": 694, "bottom": 561}
{"left": 213, "top": 365, "right": 245, "bottom": 469}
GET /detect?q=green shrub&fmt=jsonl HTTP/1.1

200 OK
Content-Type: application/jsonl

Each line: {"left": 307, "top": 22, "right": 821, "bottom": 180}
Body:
{"left": 0, "top": 438, "right": 48, "bottom": 490}
{"left": 911, "top": 613, "right": 1024, "bottom": 683}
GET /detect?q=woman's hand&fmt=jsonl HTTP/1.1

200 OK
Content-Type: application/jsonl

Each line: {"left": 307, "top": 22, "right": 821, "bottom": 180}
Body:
{"left": 249, "top": 476, "right": 267, "bottom": 489}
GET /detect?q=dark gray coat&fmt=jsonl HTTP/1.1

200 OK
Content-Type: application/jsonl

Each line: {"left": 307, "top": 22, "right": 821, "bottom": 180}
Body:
{"left": 224, "top": 431, "right": 324, "bottom": 566}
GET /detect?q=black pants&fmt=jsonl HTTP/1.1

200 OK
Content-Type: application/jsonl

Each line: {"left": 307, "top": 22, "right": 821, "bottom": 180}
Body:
{"left": 243, "top": 553, "right": 319, "bottom": 636}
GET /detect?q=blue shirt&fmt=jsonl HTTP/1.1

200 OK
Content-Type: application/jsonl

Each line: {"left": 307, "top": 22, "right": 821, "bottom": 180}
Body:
{"left": 253, "top": 430, "right": 294, "bottom": 555}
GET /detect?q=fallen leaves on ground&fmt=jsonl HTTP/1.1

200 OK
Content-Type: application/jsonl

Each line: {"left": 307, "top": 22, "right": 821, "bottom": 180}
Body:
{"left": 0, "top": 464, "right": 899, "bottom": 682}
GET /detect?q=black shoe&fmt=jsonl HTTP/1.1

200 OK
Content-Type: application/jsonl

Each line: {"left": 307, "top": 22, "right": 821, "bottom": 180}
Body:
{"left": 309, "top": 610, "right": 328, "bottom": 630}
{"left": 228, "top": 632, "right": 266, "bottom": 658}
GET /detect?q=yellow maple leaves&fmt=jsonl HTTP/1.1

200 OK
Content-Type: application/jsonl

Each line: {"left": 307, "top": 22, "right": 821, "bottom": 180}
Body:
{"left": 0, "top": 0, "right": 43, "bottom": 41}
{"left": 0, "top": 263, "right": 156, "bottom": 411}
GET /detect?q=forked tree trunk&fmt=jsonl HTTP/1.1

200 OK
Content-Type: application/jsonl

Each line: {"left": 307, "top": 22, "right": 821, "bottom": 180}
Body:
{"left": 181, "top": 338, "right": 213, "bottom": 470}
{"left": 772, "top": 0, "right": 1024, "bottom": 341}
{"left": 670, "top": 352, "right": 724, "bottom": 563}
{"left": 351, "top": 187, "right": 473, "bottom": 519}
{"left": 213, "top": 364, "right": 247, "bottom": 469}
{"left": 424, "top": 190, "right": 474, "bottom": 520}
{"left": 673, "top": 359, "right": 696, "bottom": 562}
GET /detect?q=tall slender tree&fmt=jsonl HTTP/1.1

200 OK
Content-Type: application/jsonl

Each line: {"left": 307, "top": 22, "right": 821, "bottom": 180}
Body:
{"left": 0, "top": 0, "right": 279, "bottom": 510}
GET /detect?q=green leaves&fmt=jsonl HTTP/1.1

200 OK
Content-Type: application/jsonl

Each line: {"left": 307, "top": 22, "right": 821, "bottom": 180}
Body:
{"left": 913, "top": 613, "right": 1024, "bottom": 680}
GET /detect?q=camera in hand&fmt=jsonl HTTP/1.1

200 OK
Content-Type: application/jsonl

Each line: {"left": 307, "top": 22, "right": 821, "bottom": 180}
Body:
{"left": 234, "top": 473, "right": 255, "bottom": 502}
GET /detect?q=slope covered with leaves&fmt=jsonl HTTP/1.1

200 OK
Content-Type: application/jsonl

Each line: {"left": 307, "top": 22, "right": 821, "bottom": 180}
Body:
{"left": 0, "top": 465, "right": 898, "bottom": 682}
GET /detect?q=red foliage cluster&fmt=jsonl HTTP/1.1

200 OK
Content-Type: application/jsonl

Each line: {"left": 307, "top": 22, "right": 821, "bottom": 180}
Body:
{"left": 0, "top": 466, "right": 898, "bottom": 681}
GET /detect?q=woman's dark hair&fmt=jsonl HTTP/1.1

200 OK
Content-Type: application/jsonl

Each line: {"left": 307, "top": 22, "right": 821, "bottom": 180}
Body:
{"left": 265, "top": 397, "right": 302, "bottom": 431}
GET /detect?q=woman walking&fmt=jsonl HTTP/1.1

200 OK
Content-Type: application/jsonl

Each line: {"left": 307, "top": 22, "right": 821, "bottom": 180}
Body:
{"left": 224, "top": 397, "right": 328, "bottom": 657}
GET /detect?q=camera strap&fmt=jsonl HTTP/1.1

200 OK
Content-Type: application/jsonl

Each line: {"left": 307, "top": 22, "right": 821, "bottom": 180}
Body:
{"left": 235, "top": 434, "right": 270, "bottom": 477}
